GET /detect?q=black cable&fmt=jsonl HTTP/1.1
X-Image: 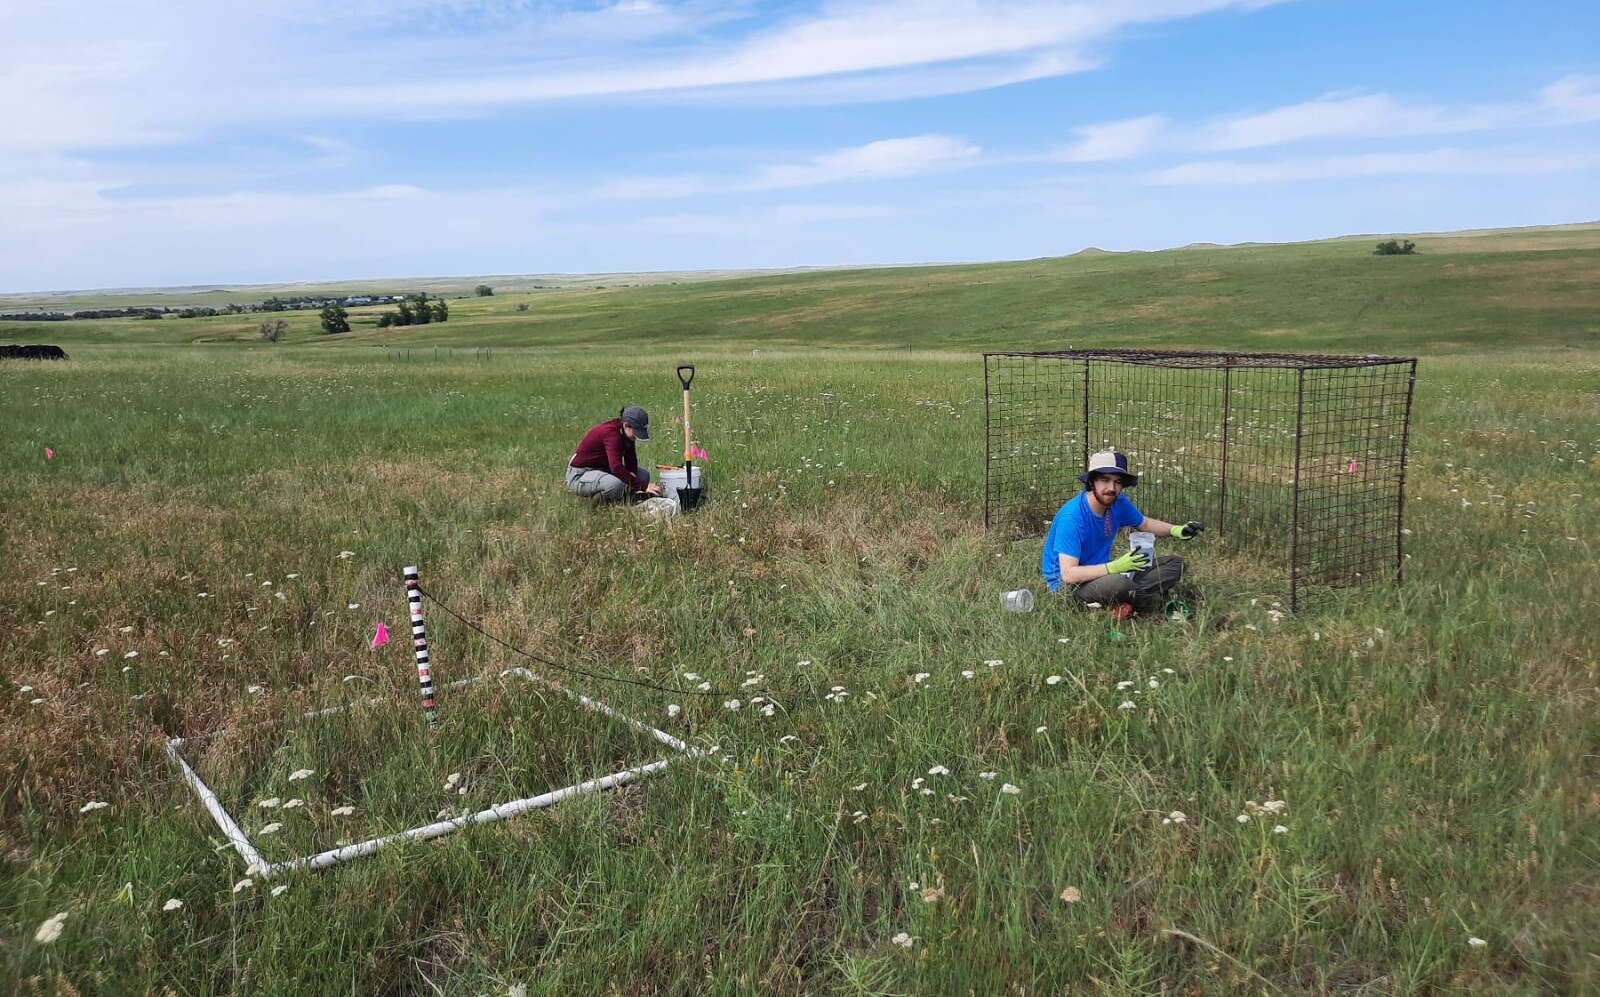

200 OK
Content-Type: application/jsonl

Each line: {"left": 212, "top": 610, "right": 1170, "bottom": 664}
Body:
{"left": 416, "top": 584, "right": 731, "bottom": 697}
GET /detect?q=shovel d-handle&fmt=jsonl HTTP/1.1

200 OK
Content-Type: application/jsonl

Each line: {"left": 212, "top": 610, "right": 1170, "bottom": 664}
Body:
{"left": 678, "top": 364, "right": 695, "bottom": 454}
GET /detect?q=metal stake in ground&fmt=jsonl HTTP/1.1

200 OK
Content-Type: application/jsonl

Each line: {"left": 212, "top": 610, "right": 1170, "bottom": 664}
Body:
{"left": 403, "top": 565, "right": 439, "bottom": 733}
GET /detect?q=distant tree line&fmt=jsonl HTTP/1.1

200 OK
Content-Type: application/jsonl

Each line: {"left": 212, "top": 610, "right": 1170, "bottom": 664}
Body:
{"left": 0, "top": 293, "right": 410, "bottom": 322}
{"left": 0, "top": 307, "right": 168, "bottom": 321}
{"left": 375, "top": 293, "right": 449, "bottom": 328}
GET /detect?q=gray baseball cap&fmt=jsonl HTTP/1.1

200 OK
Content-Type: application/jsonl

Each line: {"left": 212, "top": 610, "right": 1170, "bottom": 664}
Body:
{"left": 620, "top": 405, "right": 650, "bottom": 440}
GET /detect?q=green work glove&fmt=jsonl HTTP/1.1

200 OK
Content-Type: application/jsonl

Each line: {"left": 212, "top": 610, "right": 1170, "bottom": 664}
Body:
{"left": 1171, "top": 521, "right": 1205, "bottom": 540}
{"left": 1106, "top": 548, "right": 1152, "bottom": 574}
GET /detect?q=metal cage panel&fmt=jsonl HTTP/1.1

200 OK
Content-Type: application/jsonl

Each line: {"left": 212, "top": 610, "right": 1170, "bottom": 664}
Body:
{"left": 983, "top": 349, "right": 1417, "bottom": 608}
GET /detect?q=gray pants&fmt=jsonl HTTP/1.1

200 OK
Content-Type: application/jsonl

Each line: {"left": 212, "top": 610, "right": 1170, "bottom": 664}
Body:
{"left": 565, "top": 464, "right": 650, "bottom": 503}
{"left": 1070, "top": 555, "right": 1185, "bottom": 610}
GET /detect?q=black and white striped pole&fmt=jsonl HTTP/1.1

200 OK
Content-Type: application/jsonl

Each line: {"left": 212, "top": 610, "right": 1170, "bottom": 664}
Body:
{"left": 403, "top": 566, "right": 439, "bottom": 733}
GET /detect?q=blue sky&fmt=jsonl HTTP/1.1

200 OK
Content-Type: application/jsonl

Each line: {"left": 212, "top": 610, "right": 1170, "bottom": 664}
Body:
{"left": 3, "top": 0, "right": 1596, "bottom": 291}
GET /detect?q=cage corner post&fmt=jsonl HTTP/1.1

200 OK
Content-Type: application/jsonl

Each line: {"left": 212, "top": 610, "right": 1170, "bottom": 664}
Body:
{"left": 1394, "top": 358, "right": 1419, "bottom": 586}
{"left": 982, "top": 353, "right": 993, "bottom": 531}
{"left": 1079, "top": 358, "right": 1092, "bottom": 471}
{"left": 1218, "top": 356, "right": 1233, "bottom": 537}
{"left": 1289, "top": 368, "right": 1307, "bottom": 611}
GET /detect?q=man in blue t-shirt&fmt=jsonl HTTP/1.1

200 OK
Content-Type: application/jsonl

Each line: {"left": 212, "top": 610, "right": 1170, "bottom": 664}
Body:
{"left": 1041, "top": 450, "right": 1206, "bottom": 615}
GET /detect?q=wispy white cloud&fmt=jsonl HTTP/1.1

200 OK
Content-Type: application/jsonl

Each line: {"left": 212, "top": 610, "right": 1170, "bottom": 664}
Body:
{"left": 1, "top": 0, "right": 1276, "bottom": 154}
{"left": 1142, "top": 145, "right": 1600, "bottom": 185}
{"left": 1059, "top": 76, "right": 1600, "bottom": 162}
{"left": 1541, "top": 74, "right": 1600, "bottom": 123}
{"left": 597, "top": 134, "right": 982, "bottom": 198}
{"left": 1055, "top": 114, "right": 1166, "bottom": 161}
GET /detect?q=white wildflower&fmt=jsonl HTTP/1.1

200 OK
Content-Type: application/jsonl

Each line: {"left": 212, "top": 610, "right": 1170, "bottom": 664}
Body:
{"left": 232, "top": 878, "right": 254, "bottom": 893}
{"left": 912, "top": 672, "right": 930, "bottom": 684}
{"left": 978, "top": 771, "right": 997, "bottom": 780}
{"left": 445, "top": 772, "right": 461, "bottom": 787}
{"left": 123, "top": 651, "right": 138, "bottom": 659}
{"left": 1166, "top": 811, "right": 1187, "bottom": 824}
{"left": 666, "top": 704, "right": 681, "bottom": 718}
{"left": 1035, "top": 725, "right": 1047, "bottom": 733}
{"left": 258, "top": 798, "right": 281, "bottom": 809}
{"left": 34, "top": 912, "right": 68, "bottom": 943}
{"left": 723, "top": 699, "right": 741, "bottom": 710}
{"left": 79, "top": 801, "right": 110, "bottom": 813}
{"left": 1060, "top": 886, "right": 1082, "bottom": 902}
{"left": 851, "top": 783, "right": 868, "bottom": 792}
{"left": 984, "top": 659, "right": 1003, "bottom": 667}
{"left": 961, "top": 670, "right": 975, "bottom": 678}
{"left": 330, "top": 806, "right": 355, "bottom": 816}
{"left": 1147, "top": 678, "right": 1159, "bottom": 689}
{"left": 1000, "top": 783, "right": 1022, "bottom": 795}
{"left": 1045, "top": 675, "right": 1062, "bottom": 685}
{"left": 338, "top": 551, "right": 355, "bottom": 559}
{"left": 259, "top": 823, "right": 282, "bottom": 835}
{"left": 927, "top": 765, "right": 950, "bottom": 776}
{"left": 1272, "top": 825, "right": 1288, "bottom": 834}
{"left": 288, "top": 768, "right": 314, "bottom": 782}
{"left": 1236, "top": 814, "right": 1250, "bottom": 823}
{"left": 1468, "top": 937, "right": 1487, "bottom": 948}
{"left": 891, "top": 931, "right": 914, "bottom": 949}
{"left": 162, "top": 898, "right": 184, "bottom": 912}
{"left": 95, "top": 649, "right": 109, "bottom": 656}
{"left": 682, "top": 672, "right": 699, "bottom": 681}
{"left": 1118, "top": 700, "right": 1136, "bottom": 710}
{"left": 271, "top": 884, "right": 290, "bottom": 896}
{"left": 246, "top": 685, "right": 262, "bottom": 694}
{"left": 1116, "top": 680, "right": 1134, "bottom": 690}
{"left": 282, "top": 799, "right": 304, "bottom": 809}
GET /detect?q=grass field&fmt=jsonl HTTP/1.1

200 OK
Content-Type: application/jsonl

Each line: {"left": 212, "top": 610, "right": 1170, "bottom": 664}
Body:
{"left": 2, "top": 228, "right": 1597, "bottom": 993}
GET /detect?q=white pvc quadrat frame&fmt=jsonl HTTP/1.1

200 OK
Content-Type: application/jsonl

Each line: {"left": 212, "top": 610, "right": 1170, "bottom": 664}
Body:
{"left": 165, "top": 568, "right": 699, "bottom": 878}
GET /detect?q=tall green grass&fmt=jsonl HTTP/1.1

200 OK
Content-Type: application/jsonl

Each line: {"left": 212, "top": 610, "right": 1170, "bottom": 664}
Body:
{"left": 1, "top": 320, "right": 1596, "bottom": 989}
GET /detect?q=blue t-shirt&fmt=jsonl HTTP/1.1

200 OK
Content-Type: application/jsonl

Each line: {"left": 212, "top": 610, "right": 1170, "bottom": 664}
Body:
{"left": 1040, "top": 492, "right": 1144, "bottom": 591}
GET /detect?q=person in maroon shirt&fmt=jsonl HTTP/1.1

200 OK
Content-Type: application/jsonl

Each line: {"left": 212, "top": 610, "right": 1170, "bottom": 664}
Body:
{"left": 565, "top": 406, "right": 664, "bottom": 503}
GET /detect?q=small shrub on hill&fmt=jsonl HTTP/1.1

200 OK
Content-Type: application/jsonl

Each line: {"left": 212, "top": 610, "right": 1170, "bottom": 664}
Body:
{"left": 1374, "top": 239, "right": 1417, "bottom": 255}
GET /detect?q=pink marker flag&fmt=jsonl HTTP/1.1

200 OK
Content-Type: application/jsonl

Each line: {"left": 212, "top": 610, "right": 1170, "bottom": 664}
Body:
{"left": 370, "top": 622, "right": 390, "bottom": 648}
{"left": 1346, "top": 459, "right": 1358, "bottom": 473}
{"left": 44, "top": 447, "right": 55, "bottom": 460}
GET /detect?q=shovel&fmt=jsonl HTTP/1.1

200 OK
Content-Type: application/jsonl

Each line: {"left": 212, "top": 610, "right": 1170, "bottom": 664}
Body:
{"left": 676, "top": 364, "right": 703, "bottom": 510}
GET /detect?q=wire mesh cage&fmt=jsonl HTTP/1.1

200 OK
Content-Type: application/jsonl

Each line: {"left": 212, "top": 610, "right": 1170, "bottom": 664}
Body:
{"left": 983, "top": 349, "right": 1418, "bottom": 608}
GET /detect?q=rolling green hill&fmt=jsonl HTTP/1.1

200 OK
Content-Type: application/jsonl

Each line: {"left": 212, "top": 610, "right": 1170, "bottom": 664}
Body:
{"left": 5, "top": 223, "right": 1598, "bottom": 354}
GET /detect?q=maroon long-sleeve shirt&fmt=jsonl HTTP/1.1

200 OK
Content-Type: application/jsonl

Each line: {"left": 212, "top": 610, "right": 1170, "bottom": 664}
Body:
{"left": 570, "top": 418, "right": 639, "bottom": 484}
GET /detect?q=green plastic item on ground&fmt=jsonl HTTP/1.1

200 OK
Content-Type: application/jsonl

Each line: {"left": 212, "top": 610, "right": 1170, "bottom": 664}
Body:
{"left": 1162, "top": 599, "right": 1192, "bottom": 622}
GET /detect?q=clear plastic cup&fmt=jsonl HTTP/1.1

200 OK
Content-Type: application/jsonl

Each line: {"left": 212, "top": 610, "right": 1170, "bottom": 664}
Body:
{"left": 1001, "top": 588, "right": 1035, "bottom": 612}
